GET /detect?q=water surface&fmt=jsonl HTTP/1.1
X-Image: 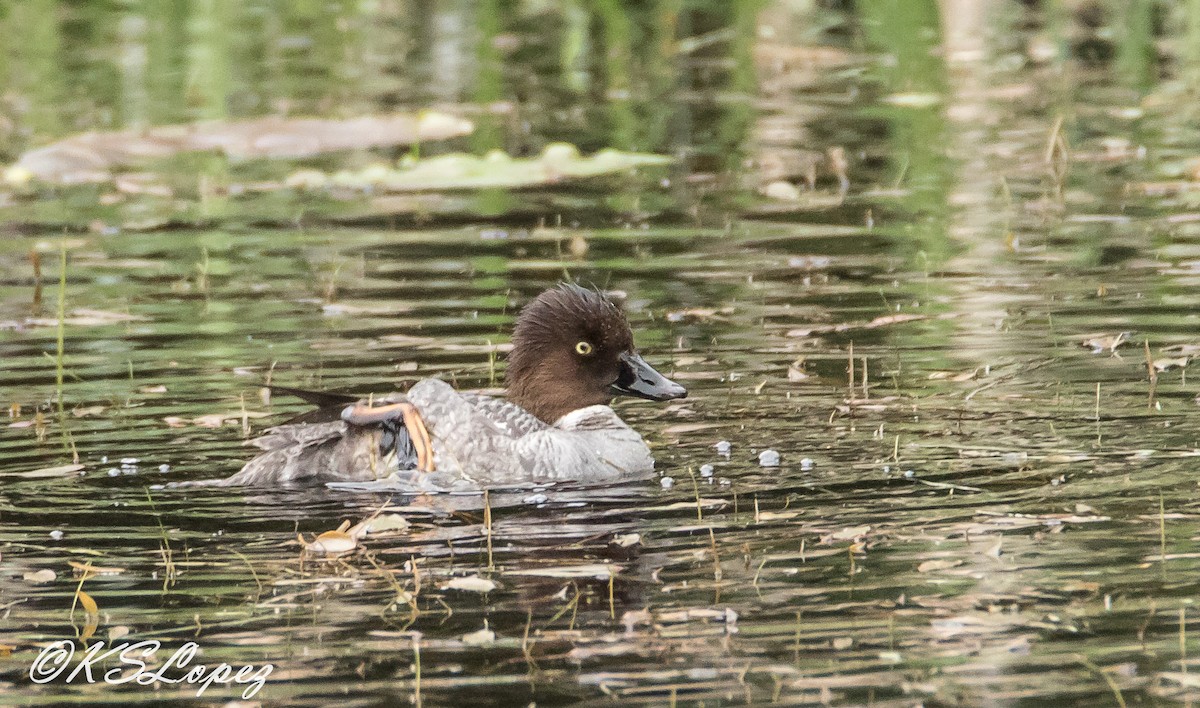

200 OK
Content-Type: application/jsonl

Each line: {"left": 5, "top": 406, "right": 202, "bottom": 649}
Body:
{"left": 4, "top": 1, "right": 1200, "bottom": 705}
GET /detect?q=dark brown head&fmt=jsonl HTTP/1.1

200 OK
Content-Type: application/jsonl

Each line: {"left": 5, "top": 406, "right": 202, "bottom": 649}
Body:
{"left": 506, "top": 284, "right": 687, "bottom": 423}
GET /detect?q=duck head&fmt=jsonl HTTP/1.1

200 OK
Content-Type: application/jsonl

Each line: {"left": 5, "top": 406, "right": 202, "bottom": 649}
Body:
{"left": 506, "top": 284, "right": 687, "bottom": 423}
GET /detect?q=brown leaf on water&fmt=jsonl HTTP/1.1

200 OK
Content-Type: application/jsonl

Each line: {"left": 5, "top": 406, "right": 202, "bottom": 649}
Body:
{"left": 866, "top": 313, "right": 927, "bottom": 328}
{"left": 14, "top": 463, "right": 84, "bottom": 479}
{"left": 1153, "top": 355, "right": 1191, "bottom": 372}
{"left": 928, "top": 368, "right": 981, "bottom": 382}
{"left": 302, "top": 530, "right": 357, "bottom": 556}
{"left": 787, "top": 358, "right": 810, "bottom": 381}
{"left": 192, "top": 411, "right": 272, "bottom": 428}
{"left": 1079, "top": 332, "right": 1130, "bottom": 354}
{"left": 1162, "top": 343, "right": 1200, "bottom": 356}
{"left": 656, "top": 608, "right": 733, "bottom": 624}
{"left": 68, "top": 560, "right": 125, "bottom": 576}
{"left": 71, "top": 405, "right": 107, "bottom": 418}
{"left": 76, "top": 590, "right": 98, "bottom": 615}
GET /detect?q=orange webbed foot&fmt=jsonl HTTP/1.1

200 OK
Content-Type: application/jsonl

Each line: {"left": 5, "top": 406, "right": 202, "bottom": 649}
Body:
{"left": 342, "top": 401, "right": 436, "bottom": 473}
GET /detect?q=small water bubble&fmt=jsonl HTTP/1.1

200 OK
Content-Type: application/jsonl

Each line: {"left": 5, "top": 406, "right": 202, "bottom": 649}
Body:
{"left": 158, "top": 464, "right": 170, "bottom": 473}
{"left": 882, "top": 465, "right": 891, "bottom": 474}
{"left": 903, "top": 470, "right": 914, "bottom": 478}
{"left": 660, "top": 477, "right": 675, "bottom": 489}
{"left": 699, "top": 464, "right": 715, "bottom": 478}
{"left": 49, "top": 530, "right": 64, "bottom": 541}
{"left": 523, "top": 493, "right": 548, "bottom": 505}
{"left": 758, "top": 450, "right": 781, "bottom": 467}
{"left": 101, "top": 456, "right": 108, "bottom": 464}
{"left": 718, "top": 478, "right": 732, "bottom": 486}
{"left": 120, "top": 458, "right": 139, "bottom": 465}
{"left": 107, "top": 468, "right": 120, "bottom": 477}
{"left": 715, "top": 441, "right": 732, "bottom": 457}
{"left": 800, "top": 457, "right": 814, "bottom": 471}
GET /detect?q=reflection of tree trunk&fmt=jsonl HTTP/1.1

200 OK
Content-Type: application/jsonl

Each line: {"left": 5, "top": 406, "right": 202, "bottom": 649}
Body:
{"left": 187, "top": 0, "right": 233, "bottom": 121}
{"left": 936, "top": 0, "right": 1037, "bottom": 681}
{"left": 431, "top": 0, "right": 472, "bottom": 104}
{"left": 2, "top": 0, "right": 65, "bottom": 139}
{"left": 939, "top": 0, "right": 1000, "bottom": 250}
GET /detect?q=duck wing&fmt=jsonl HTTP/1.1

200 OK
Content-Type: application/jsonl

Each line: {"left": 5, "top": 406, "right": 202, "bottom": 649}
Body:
{"left": 459, "top": 393, "right": 549, "bottom": 438}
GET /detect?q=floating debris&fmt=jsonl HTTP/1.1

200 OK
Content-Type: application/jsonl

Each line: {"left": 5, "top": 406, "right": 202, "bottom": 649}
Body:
{"left": 461, "top": 627, "right": 496, "bottom": 647}
{"left": 758, "top": 449, "right": 781, "bottom": 467}
{"left": 443, "top": 576, "right": 498, "bottom": 593}
{"left": 23, "top": 569, "right": 56, "bottom": 584}
{"left": 287, "top": 143, "right": 671, "bottom": 193}
{"left": 5, "top": 112, "right": 474, "bottom": 184}
{"left": 1079, "top": 332, "right": 1131, "bottom": 354}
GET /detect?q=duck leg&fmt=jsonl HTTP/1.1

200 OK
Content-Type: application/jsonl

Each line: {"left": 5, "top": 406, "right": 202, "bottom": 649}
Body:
{"left": 342, "top": 402, "right": 436, "bottom": 473}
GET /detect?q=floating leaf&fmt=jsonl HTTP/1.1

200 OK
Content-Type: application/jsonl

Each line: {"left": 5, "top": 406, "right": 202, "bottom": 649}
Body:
{"left": 443, "top": 576, "right": 498, "bottom": 593}
{"left": 1079, "top": 332, "right": 1130, "bottom": 354}
{"left": 6, "top": 112, "right": 474, "bottom": 184}
{"left": 23, "top": 569, "right": 56, "bottom": 583}
{"left": 349, "top": 513, "right": 411, "bottom": 537}
{"left": 76, "top": 590, "right": 99, "bottom": 615}
{"left": 288, "top": 143, "right": 671, "bottom": 193}
{"left": 828, "top": 525, "right": 871, "bottom": 541}
{"left": 1153, "top": 356, "right": 1191, "bottom": 372}
{"left": 509, "top": 564, "right": 620, "bottom": 579}
{"left": 303, "top": 530, "right": 357, "bottom": 556}
{"left": 191, "top": 411, "right": 272, "bottom": 428}
{"left": 461, "top": 627, "right": 496, "bottom": 647}
{"left": 71, "top": 405, "right": 107, "bottom": 418}
{"left": 14, "top": 464, "right": 85, "bottom": 479}
{"left": 68, "top": 560, "right": 125, "bottom": 576}
{"left": 612, "top": 533, "right": 642, "bottom": 548}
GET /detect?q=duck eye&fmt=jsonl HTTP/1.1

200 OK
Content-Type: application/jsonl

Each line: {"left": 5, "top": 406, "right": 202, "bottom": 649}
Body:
{"left": 575, "top": 341, "right": 594, "bottom": 356}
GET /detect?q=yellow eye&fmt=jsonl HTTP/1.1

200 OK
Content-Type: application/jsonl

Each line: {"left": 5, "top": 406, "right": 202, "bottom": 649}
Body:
{"left": 575, "top": 341, "right": 594, "bottom": 355}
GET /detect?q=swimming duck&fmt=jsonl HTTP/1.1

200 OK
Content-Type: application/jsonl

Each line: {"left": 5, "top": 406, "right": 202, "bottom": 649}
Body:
{"left": 215, "top": 284, "right": 687, "bottom": 488}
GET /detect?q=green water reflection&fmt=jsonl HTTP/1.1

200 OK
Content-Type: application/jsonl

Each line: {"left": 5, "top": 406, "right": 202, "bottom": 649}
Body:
{"left": 4, "top": 1, "right": 1200, "bottom": 706}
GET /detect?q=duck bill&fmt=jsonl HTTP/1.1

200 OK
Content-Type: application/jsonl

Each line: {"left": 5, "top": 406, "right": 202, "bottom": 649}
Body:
{"left": 610, "top": 352, "right": 688, "bottom": 402}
